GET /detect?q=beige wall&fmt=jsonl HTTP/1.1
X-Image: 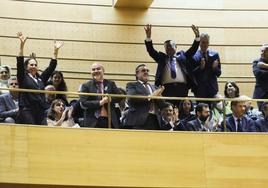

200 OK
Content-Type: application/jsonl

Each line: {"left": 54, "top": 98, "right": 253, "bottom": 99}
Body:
{"left": 1, "top": 0, "right": 268, "bottom": 97}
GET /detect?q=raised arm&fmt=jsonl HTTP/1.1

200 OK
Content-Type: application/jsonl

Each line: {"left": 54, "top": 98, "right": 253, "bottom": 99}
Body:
{"left": 144, "top": 24, "right": 161, "bottom": 62}
{"left": 53, "top": 40, "right": 64, "bottom": 60}
{"left": 16, "top": 32, "right": 28, "bottom": 85}
{"left": 41, "top": 41, "right": 64, "bottom": 82}
{"left": 185, "top": 25, "right": 200, "bottom": 58}
{"left": 17, "top": 32, "right": 28, "bottom": 57}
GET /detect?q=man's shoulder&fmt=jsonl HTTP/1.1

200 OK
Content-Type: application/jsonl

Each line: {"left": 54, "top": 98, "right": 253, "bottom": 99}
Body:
{"left": 126, "top": 81, "right": 139, "bottom": 87}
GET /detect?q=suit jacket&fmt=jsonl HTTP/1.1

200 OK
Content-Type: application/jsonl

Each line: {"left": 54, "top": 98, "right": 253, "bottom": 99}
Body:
{"left": 0, "top": 93, "right": 17, "bottom": 119}
{"left": 144, "top": 39, "right": 200, "bottom": 89}
{"left": 219, "top": 115, "right": 257, "bottom": 132}
{"left": 17, "top": 56, "right": 57, "bottom": 110}
{"left": 191, "top": 49, "right": 221, "bottom": 97}
{"left": 158, "top": 117, "right": 186, "bottom": 131}
{"left": 253, "top": 58, "right": 268, "bottom": 99}
{"left": 186, "top": 118, "right": 209, "bottom": 131}
{"left": 79, "top": 79, "right": 121, "bottom": 128}
{"left": 124, "top": 81, "right": 165, "bottom": 129}
{"left": 255, "top": 118, "right": 268, "bottom": 132}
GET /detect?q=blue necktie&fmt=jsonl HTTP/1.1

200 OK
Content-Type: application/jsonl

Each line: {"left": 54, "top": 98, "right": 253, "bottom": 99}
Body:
{"left": 170, "top": 57, "right": 177, "bottom": 79}
{"left": 237, "top": 119, "right": 242, "bottom": 132}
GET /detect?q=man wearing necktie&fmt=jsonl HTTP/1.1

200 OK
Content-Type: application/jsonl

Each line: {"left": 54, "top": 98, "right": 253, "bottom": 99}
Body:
{"left": 144, "top": 24, "right": 200, "bottom": 107}
{"left": 124, "top": 64, "right": 165, "bottom": 130}
{"left": 191, "top": 33, "right": 221, "bottom": 103}
{"left": 79, "top": 63, "right": 122, "bottom": 128}
{"left": 218, "top": 99, "right": 257, "bottom": 132}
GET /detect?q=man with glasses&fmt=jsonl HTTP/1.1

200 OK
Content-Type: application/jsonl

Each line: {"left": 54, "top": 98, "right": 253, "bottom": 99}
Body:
{"left": 0, "top": 76, "right": 19, "bottom": 123}
{"left": 124, "top": 64, "right": 165, "bottom": 130}
{"left": 144, "top": 24, "right": 200, "bottom": 107}
{"left": 79, "top": 63, "right": 121, "bottom": 128}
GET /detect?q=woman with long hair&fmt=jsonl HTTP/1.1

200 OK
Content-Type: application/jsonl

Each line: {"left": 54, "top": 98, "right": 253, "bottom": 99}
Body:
{"left": 47, "top": 99, "right": 79, "bottom": 128}
{"left": 47, "top": 71, "right": 68, "bottom": 105}
{"left": 16, "top": 32, "right": 64, "bottom": 125}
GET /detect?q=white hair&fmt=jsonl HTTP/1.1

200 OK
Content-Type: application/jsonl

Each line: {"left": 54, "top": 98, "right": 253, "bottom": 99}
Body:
{"left": 261, "top": 44, "right": 268, "bottom": 52}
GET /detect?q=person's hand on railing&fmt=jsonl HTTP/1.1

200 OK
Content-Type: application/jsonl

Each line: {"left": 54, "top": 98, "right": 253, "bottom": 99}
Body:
{"left": 191, "top": 24, "right": 200, "bottom": 38}
{"left": 100, "top": 96, "right": 110, "bottom": 106}
{"left": 17, "top": 32, "right": 28, "bottom": 56}
{"left": 53, "top": 40, "right": 64, "bottom": 59}
{"left": 144, "top": 24, "right": 152, "bottom": 39}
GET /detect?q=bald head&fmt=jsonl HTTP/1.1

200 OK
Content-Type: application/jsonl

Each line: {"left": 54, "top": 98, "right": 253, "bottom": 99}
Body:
{"left": 91, "top": 63, "right": 104, "bottom": 82}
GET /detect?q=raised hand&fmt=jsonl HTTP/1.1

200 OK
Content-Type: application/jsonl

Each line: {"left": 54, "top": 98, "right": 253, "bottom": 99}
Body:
{"left": 144, "top": 24, "right": 152, "bottom": 39}
{"left": 191, "top": 25, "right": 200, "bottom": 37}
{"left": 17, "top": 32, "right": 28, "bottom": 56}
{"left": 53, "top": 40, "right": 64, "bottom": 59}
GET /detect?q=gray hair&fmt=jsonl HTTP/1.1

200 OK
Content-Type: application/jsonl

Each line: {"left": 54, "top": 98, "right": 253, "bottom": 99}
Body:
{"left": 261, "top": 44, "right": 268, "bottom": 52}
{"left": 8, "top": 76, "right": 17, "bottom": 85}
{"left": 200, "top": 33, "right": 210, "bottom": 41}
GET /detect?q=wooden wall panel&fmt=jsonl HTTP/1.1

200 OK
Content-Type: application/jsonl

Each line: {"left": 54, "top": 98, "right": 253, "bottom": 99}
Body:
{"left": 151, "top": 0, "right": 268, "bottom": 10}
{"left": 0, "top": 37, "right": 260, "bottom": 64}
{"left": 1, "top": 19, "right": 268, "bottom": 46}
{"left": 1, "top": 1, "right": 268, "bottom": 27}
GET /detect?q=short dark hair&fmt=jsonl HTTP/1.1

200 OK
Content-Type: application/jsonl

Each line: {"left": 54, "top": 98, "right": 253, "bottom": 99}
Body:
{"left": 160, "top": 102, "right": 174, "bottom": 110}
{"left": 195, "top": 103, "right": 209, "bottom": 114}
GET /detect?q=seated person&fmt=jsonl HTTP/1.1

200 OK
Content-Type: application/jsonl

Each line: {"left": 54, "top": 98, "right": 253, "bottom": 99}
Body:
{"left": 0, "top": 65, "right": 11, "bottom": 94}
{"left": 255, "top": 102, "right": 268, "bottom": 132}
{"left": 240, "top": 95, "right": 262, "bottom": 121}
{"left": 210, "top": 94, "right": 224, "bottom": 128}
{"left": 179, "top": 99, "right": 195, "bottom": 123}
{"left": 186, "top": 103, "right": 216, "bottom": 132}
{"left": 219, "top": 99, "right": 257, "bottom": 132}
{"left": 46, "top": 99, "right": 79, "bottom": 128}
{"left": 0, "top": 76, "right": 19, "bottom": 123}
{"left": 159, "top": 102, "right": 186, "bottom": 131}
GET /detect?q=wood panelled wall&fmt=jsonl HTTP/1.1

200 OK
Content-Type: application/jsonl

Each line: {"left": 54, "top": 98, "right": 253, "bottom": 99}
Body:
{"left": 1, "top": 125, "right": 268, "bottom": 188}
{"left": 1, "top": 0, "right": 268, "bottom": 97}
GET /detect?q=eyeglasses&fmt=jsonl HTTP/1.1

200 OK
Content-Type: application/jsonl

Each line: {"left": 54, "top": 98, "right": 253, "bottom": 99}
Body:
{"left": 92, "top": 67, "right": 102, "bottom": 71}
{"left": 0, "top": 71, "right": 8, "bottom": 74}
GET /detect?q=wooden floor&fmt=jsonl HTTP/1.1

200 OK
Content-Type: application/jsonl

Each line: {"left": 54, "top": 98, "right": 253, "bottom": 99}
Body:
{"left": 0, "top": 124, "right": 268, "bottom": 188}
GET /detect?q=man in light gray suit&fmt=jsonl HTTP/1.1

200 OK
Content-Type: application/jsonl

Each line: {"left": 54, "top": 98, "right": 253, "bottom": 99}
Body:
{"left": 0, "top": 76, "right": 19, "bottom": 123}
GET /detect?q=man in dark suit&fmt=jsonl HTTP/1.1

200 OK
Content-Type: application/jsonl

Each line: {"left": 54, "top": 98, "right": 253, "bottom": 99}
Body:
{"left": 186, "top": 103, "right": 214, "bottom": 132}
{"left": 0, "top": 76, "right": 19, "bottom": 123}
{"left": 124, "top": 64, "right": 165, "bottom": 130}
{"left": 253, "top": 44, "right": 268, "bottom": 110}
{"left": 159, "top": 102, "right": 186, "bottom": 131}
{"left": 255, "top": 102, "right": 268, "bottom": 132}
{"left": 144, "top": 24, "right": 200, "bottom": 107}
{"left": 191, "top": 33, "right": 221, "bottom": 101}
{"left": 79, "top": 63, "right": 121, "bottom": 128}
{"left": 219, "top": 100, "right": 257, "bottom": 132}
